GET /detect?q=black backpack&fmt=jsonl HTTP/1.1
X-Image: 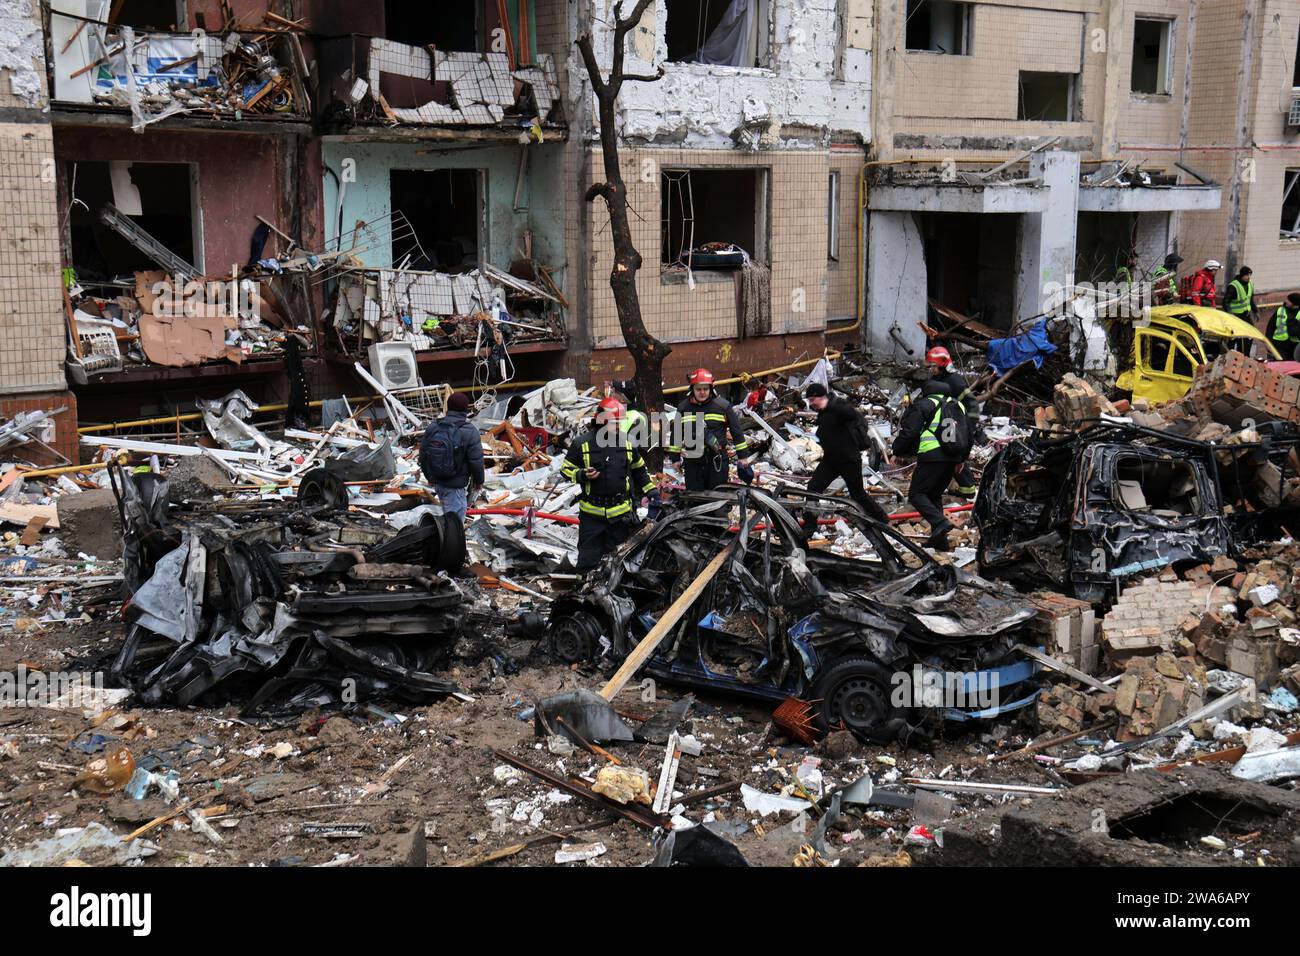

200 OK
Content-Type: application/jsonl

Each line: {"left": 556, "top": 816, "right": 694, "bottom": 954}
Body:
{"left": 847, "top": 407, "right": 874, "bottom": 452}
{"left": 421, "top": 420, "right": 464, "bottom": 482}
{"left": 934, "top": 395, "right": 973, "bottom": 458}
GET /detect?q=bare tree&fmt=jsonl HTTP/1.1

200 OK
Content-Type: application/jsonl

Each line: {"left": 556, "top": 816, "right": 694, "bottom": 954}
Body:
{"left": 576, "top": 1, "right": 669, "bottom": 460}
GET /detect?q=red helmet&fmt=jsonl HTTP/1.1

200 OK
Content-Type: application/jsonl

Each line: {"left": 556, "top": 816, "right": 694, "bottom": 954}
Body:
{"left": 689, "top": 368, "right": 715, "bottom": 386}
{"left": 596, "top": 397, "right": 624, "bottom": 421}
{"left": 925, "top": 346, "right": 952, "bottom": 367}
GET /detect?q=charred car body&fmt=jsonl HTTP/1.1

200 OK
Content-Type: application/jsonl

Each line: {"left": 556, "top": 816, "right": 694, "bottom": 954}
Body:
{"left": 548, "top": 487, "right": 1041, "bottom": 744}
{"left": 109, "top": 464, "right": 470, "bottom": 714}
{"left": 975, "top": 422, "right": 1300, "bottom": 603}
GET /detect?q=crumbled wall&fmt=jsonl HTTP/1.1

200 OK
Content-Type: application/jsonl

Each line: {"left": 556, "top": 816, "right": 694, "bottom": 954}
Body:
{"left": 0, "top": 0, "right": 47, "bottom": 108}
{"left": 583, "top": 0, "right": 871, "bottom": 149}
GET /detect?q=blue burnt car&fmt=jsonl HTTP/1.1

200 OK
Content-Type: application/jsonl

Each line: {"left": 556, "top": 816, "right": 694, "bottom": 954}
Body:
{"left": 548, "top": 487, "right": 1041, "bottom": 745}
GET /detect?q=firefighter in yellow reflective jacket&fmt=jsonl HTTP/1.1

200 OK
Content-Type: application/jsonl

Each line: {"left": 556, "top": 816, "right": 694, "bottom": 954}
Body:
{"left": 561, "top": 397, "right": 657, "bottom": 572}
{"left": 665, "top": 368, "right": 751, "bottom": 490}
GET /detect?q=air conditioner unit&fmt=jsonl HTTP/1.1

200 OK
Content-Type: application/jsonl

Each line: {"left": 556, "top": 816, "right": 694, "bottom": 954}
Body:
{"left": 1288, "top": 91, "right": 1300, "bottom": 128}
{"left": 368, "top": 342, "right": 420, "bottom": 390}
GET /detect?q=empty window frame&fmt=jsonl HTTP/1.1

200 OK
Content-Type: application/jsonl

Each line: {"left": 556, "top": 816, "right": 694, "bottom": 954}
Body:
{"left": 1131, "top": 18, "right": 1172, "bottom": 95}
{"left": 1282, "top": 169, "right": 1300, "bottom": 237}
{"left": 110, "top": 0, "right": 183, "bottom": 29}
{"left": 1018, "top": 71, "right": 1076, "bottom": 121}
{"left": 390, "top": 169, "right": 483, "bottom": 271}
{"left": 385, "top": 0, "right": 482, "bottom": 50}
{"left": 65, "top": 160, "right": 201, "bottom": 280}
{"left": 661, "top": 168, "right": 768, "bottom": 267}
{"left": 905, "top": 0, "right": 971, "bottom": 55}
{"left": 1294, "top": 24, "right": 1300, "bottom": 87}
{"left": 828, "top": 171, "right": 841, "bottom": 261}
{"left": 665, "top": 0, "right": 771, "bottom": 68}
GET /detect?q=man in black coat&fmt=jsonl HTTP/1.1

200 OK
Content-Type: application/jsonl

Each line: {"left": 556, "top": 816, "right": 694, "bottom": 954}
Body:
{"left": 802, "top": 383, "right": 890, "bottom": 530}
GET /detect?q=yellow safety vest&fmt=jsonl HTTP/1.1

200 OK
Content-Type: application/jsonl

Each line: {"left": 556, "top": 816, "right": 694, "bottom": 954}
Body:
{"left": 917, "top": 396, "right": 965, "bottom": 455}
{"left": 1227, "top": 278, "right": 1253, "bottom": 316}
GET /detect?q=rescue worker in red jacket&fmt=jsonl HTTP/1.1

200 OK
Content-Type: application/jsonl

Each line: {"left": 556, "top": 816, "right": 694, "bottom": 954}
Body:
{"left": 1182, "top": 259, "right": 1220, "bottom": 307}
{"left": 666, "top": 368, "right": 751, "bottom": 491}
{"left": 561, "top": 398, "right": 657, "bottom": 572}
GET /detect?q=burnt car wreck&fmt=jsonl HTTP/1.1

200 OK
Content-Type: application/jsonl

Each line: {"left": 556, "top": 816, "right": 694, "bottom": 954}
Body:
{"left": 975, "top": 422, "right": 1300, "bottom": 602}
{"left": 109, "top": 464, "right": 471, "bottom": 714}
{"left": 547, "top": 488, "right": 1041, "bottom": 745}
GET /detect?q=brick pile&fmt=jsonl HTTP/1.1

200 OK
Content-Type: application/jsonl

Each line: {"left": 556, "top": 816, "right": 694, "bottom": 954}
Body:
{"left": 1190, "top": 349, "right": 1300, "bottom": 426}
{"left": 1036, "top": 682, "right": 1113, "bottom": 734}
{"left": 1028, "top": 591, "right": 1099, "bottom": 674}
{"left": 1101, "top": 577, "right": 1235, "bottom": 659}
{"left": 1037, "top": 374, "right": 1122, "bottom": 432}
{"left": 1112, "top": 652, "right": 1209, "bottom": 740}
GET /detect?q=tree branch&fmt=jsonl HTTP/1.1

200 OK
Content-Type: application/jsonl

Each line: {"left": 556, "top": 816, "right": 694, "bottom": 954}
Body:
{"left": 585, "top": 182, "right": 616, "bottom": 204}
{"left": 623, "top": 68, "right": 666, "bottom": 83}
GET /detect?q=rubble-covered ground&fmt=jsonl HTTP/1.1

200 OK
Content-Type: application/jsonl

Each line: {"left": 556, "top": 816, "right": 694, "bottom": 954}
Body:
{"left": 3, "top": 348, "right": 1300, "bottom": 867}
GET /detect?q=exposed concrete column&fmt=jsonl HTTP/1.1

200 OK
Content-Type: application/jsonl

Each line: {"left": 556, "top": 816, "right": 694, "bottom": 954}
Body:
{"left": 866, "top": 210, "right": 927, "bottom": 359}
{"left": 871, "top": 0, "right": 901, "bottom": 162}
{"left": 1099, "top": 0, "right": 1126, "bottom": 160}
{"left": 1016, "top": 151, "right": 1081, "bottom": 322}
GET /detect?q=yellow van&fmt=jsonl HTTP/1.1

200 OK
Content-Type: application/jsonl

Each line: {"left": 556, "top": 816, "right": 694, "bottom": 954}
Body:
{"left": 1115, "top": 305, "right": 1282, "bottom": 404}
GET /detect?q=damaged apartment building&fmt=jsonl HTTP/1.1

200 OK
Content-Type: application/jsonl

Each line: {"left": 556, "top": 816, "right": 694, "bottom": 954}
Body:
{"left": 567, "top": 0, "right": 874, "bottom": 383}
{"left": 1, "top": 0, "right": 876, "bottom": 441}
{"left": 2, "top": 0, "right": 574, "bottom": 442}
{"left": 863, "top": 0, "right": 1257, "bottom": 358}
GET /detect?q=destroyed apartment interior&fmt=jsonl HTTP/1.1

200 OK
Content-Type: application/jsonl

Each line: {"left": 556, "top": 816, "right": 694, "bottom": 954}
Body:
{"left": 2, "top": 0, "right": 1300, "bottom": 904}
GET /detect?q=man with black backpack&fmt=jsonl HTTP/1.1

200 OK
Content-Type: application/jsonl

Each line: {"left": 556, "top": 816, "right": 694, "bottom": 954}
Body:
{"left": 802, "top": 383, "right": 890, "bottom": 528}
{"left": 893, "top": 379, "right": 971, "bottom": 551}
{"left": 419, "top": 392, "right": 485, "bottom": 524}
{"left": 925, "top": 346, "right": 980, "bottom": 496}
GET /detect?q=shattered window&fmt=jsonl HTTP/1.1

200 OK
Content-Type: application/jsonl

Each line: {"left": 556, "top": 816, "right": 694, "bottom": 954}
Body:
{"left": 1281, "top": 169, "right": 1300, "bottom": 237}
{"left": 1018, "top": 71, "right": 1075, "bottom": 121}
{"left": 665, "top": 0, "right": 771, "bottom": 68}
{"left": 110, "top": 0, "right": 182, "bottom": 30}
{"left": 1139, "top": 331, "right": 1173, "bottom": 374}
{"left": 1113, "top": 456, "right": 1202, "bottom": 515}
{"left": 1131, "top": 18, "right": 1172, "bottom": 95}
{"left": 1171, "top": 344, "right": 1195, "bottom": 378}
{"left": 905, "top": 0, "right": 972, "bottom": 55}
{"left": 385, "top": 0, "right": 482, "bottom": 51}
{"left": 660, "top": 168, "right": 767, "bottom": 267}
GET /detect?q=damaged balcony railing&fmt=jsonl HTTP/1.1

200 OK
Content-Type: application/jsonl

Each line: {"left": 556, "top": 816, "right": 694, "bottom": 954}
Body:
{"left": 317, "top": 34, "right": 563, "bottom": 133}
{"left": 49, "top": 7, "right": 311, "bottom": 129}
{"left": 329, "top": 264, "right": 567, "bottom": 361}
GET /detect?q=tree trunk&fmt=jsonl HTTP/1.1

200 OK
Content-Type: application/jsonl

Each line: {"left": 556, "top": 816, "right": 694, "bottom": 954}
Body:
{"left": 577, "top": 2, "right": 669, "bottom": 465}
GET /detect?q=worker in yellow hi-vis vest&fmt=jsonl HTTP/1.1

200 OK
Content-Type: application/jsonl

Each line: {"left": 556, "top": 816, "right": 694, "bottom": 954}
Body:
{"left": 561, "top": 398, "right": 657, "bottom": 572}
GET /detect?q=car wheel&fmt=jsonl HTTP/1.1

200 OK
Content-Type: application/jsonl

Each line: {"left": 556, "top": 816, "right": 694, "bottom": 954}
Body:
{"left": 298, "top": 468, "right": 348, "bottom": 511}
{"left": 811, "top": 656, "right": 903, "bottom": 743}
{"left": 550, "top": 610, "right": 604, "bottom": 663}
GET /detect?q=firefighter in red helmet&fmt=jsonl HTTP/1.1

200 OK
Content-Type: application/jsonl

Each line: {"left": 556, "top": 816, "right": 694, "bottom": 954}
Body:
{"left": 561, "top": 397, "right": 656, "bottom": 572}
{"left": 666, "top": 368, "right": 751, "bottom": 491}
{"left": 924, "top": 346, "right": 979, "bottom": 497}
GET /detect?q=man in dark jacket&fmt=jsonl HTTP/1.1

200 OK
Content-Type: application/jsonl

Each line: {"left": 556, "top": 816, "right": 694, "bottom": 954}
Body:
{"left": 562, "top": 398, "right": 657, "bottom": 571}
{"left": 802, "top": 383, "right": 889, "bottom": 528}
{"left": 893, "top": 379, "right": 960, "bottom": 551}
{"left": 665, "top": 368, "right": 750, "bottom": 491}
{"left": 419, "top": 392, "right": 485, "bottom": 524}
{"left": 925, "top": 346, "right": 979, "bottom": 496}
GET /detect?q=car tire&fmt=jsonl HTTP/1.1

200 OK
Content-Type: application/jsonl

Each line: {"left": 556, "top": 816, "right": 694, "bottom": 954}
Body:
{"left": 811, "top": 656, "right": 905, "bottom": 744}
{"left": 549, "top": 610, "right": 604, "bottom": 663}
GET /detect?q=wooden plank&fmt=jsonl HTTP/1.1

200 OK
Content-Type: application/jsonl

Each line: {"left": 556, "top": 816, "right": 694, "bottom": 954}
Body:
{"left": 19, "top": 516, "right": 49, "bottom": 546}
{"left": 0, "top": 503, "right": 60, "bottom": 530}
{"left": 599, "top": 545, "right": 733, "bottom": 702}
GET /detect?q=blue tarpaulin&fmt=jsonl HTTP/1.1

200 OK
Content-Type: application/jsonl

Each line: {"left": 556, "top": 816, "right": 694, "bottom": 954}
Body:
{"left": 987, "top": 320, "right": 1057, "bottom": 375}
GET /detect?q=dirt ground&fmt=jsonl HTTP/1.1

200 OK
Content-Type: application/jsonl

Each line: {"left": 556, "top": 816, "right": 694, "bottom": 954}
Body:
{"left": 3, "top": 603, "right": 1298, "bottom": 868}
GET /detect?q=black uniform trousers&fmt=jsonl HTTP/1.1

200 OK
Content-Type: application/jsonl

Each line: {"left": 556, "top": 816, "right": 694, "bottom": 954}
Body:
{"left": 684, "top": 452, "right": 728, "bottom": 492}
{"left": 576, "top": 512, "right": 635, "bottom": 572}
{"left": 804, "top": 456, "right": 890, "bottom": 527}
{"left": 908, "top": 458, "right": 958, "bottom": 532}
